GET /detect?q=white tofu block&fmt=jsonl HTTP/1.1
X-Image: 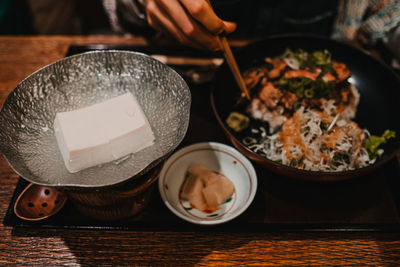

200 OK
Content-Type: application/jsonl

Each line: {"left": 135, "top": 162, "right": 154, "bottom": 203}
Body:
{"left": 54, "top": 92, "right": 155, "bottom": 173}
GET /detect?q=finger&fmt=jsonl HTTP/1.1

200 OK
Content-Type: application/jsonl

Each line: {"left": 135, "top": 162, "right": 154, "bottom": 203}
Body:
{"left": 223, "top": 21, "right": 237, "bottom": 34}
{"left": 146, "top": 1, "right": 205, "bottom": 49}
{"left": 179, "top": 0, "right": 226, "bottom": 34}
{"left": 151, "top": 19, "right": 204, "bottom": 50}
{"left": 157, "top": 0, "right": 220, "bottom": 50}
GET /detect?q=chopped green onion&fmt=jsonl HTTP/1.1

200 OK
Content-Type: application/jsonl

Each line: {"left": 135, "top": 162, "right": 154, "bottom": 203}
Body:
{"left": 281, "top": 48, "right": 332, "bottom": 70}
{"left": 304, "top": 88, "right": 314, "bottom": 98}
{"left": 295, "top": 87, "right": 304, "bottom": 98}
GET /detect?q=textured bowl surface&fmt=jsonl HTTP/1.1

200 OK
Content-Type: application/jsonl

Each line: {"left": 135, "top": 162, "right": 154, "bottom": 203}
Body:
{"left": 0, "top": 50, "right": 191, "bottom": 187}
{"left": 158, "top": 142, "right": 257, "bottom": 225}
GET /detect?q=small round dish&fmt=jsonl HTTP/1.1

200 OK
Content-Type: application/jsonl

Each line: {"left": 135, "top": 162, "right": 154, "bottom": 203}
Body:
{"left": 158, "top": 142, "right": 257, "bottom": 225}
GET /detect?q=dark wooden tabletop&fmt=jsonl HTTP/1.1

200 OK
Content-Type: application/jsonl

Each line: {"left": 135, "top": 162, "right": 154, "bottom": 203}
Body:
{"left": 1, "top": 35, "right": 400, "bottom": 266}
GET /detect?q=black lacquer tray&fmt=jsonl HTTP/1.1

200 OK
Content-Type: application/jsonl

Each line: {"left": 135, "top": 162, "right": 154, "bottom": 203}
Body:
{"left": 4, "top": 44, "right": 400, "bottom": 231}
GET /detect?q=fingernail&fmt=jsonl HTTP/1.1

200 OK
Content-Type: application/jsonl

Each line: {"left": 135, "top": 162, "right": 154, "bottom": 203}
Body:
{"left": 224, "top": 21, "right": 237, "bottom": 33}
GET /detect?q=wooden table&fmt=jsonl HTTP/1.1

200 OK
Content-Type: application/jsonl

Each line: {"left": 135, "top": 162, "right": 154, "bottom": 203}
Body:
{"left": 1, "top": 35, "right": 400, "bottom": 266}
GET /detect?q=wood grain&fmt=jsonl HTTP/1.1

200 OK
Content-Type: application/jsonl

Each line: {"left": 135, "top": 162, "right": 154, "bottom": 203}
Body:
{"left": 1, "top": 35, "right": 400, "bottom": 266}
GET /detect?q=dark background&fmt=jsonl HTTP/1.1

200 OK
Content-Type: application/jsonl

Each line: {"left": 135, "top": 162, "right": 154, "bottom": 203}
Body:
{"left": 0, "top": 0, "right": 110, "bottom": 35}
{"left": 0, "top": 0, "right": 338, "bottom": 37}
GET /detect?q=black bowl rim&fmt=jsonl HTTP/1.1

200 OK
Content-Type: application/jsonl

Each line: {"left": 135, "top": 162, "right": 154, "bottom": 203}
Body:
{"left": 211, "top": 34, "right": 400, "bottom": 181}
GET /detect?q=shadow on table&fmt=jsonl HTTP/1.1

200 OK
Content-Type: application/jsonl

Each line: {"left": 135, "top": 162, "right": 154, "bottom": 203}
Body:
{"left": 11, "top": 227, "right": 254, "bottom": 265}
{"left": 11, "top": 227, "right": 400, "bottom": 265}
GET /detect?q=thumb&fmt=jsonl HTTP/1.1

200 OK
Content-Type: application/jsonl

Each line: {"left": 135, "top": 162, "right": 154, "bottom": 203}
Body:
{"left": 223, "top": 21, "right": 237, "bottom": 35}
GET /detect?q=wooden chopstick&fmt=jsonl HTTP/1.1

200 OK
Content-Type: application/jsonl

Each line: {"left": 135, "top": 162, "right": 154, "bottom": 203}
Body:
{"left": 216, "top": 36, "right": 250, "bottom": 99}
{"left": 204, "top": 0, "right": 250, "bottom": 99}
{"left": 151, "top": 55, "right": 223, "bottom": 66}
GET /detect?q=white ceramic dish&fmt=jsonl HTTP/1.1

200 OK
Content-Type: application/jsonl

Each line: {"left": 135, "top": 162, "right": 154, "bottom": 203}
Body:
{"left": 158, "top": 142, "right": 257, "bottom": 225}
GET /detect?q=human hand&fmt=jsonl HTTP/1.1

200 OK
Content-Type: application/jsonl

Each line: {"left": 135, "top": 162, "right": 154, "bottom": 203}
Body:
{"left": 144, "top": 0, "right": 237, "bottom": 50}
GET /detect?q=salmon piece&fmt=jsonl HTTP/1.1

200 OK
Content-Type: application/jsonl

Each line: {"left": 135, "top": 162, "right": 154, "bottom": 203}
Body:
{"left": 322, "top": 121, "right": 363, "bottom": 154}
{"left": 284, "top": 68, "right": 322, "bottom": 80}
{"left": 302, "top": 98, "right": 323, "bottom": 109}
{"left": 317, "top": 110, "right": 334, "bottom": 124}
{"left": 340, "top": 88, "right": 350, "bottom": 103}
{"left": 322, "top": 72, "right": 336, "bottom": 82}
{"left": 258, "top": 82, "right": 283, "bottom": 109}
{"left": 323, "top": 128, "right": 346, "bottom": 151}
{"left": 279, "top": 112, "right": 308, "bottom": 161}
{"left": 346, "top": 121, "right": 364, "bottom": 154}
{"left": 265, "top": 57, "right": 287, "bottom": 79}
{"left": 243, "top": 69, "right": 266, "bottom": 89}
{"left": 281, "top": 91, "right": 298, "bottom": 110}
{"left": 333, "top": 62, "right": 350, "bottom": 81}
{"left": 265, "top": 57, "right": 273, "bottom": 63}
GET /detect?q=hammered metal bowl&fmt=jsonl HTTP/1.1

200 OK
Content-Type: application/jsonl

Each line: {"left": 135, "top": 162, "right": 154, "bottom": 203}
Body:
{"left": 0, "top": 50, "right": 191, "bottom": 188}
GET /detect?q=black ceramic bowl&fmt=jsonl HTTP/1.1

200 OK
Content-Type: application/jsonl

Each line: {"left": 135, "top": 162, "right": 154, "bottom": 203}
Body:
{"left": 211, "top": 35, "right": 400, "bottom": 182}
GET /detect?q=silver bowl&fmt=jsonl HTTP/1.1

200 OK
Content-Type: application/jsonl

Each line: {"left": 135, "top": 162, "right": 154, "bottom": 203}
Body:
{"left": 0, "top": 50, "right": 191, "bottom": 188}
